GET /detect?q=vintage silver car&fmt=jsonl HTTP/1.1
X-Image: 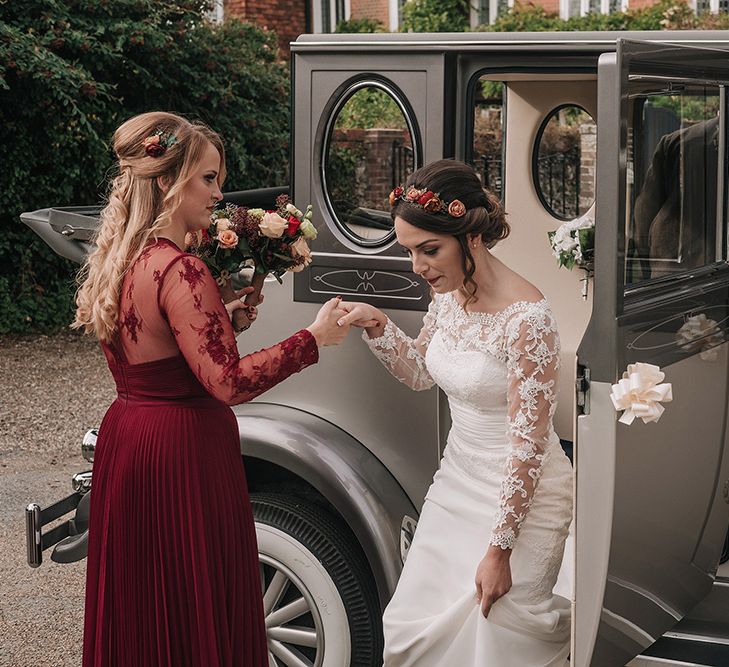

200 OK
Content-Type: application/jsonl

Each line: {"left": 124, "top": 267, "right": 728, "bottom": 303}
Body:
{"left": 23, "top": 30, "right": 729, "bottom": 667}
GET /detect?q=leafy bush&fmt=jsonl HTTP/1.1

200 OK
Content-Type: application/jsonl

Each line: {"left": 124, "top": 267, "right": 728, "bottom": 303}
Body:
{"left": 0, "top": 0, "right": 290, "bottom": 334}
{"left": 481, "top": 0, "right": 729, "bottom": 32}
{"left": 335, "top": 17, "right": 386, "bottom": 33}
{"left": 400, "top": 0, "right": 470, "bottom": 32}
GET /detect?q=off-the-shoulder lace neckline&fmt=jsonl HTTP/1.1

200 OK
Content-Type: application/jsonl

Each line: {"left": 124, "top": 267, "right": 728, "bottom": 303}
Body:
{"left": 444, "top": 291, "right": 548, "bottom": 322}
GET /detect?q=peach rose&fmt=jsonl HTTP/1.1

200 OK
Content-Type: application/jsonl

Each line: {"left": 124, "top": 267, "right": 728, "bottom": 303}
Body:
{"left": 259, "top": 212, "right": 287, "bottom": 238}
{"left": 217, "top": 229, "right": 239, "bottom": 249}
{"left": 448, "top": 199, "right": 466, "bottom": 218}
{"left": 423, "top": 196, "right": 442, "bottom": 213}
{"left": 215, "top": 218, "right": 230, "bottom": 231}
{"left": 142, "top": 135, "right": 160, "bottom": 148}
{"left": 291, "top": 236, "right": 312, "bottom": 261}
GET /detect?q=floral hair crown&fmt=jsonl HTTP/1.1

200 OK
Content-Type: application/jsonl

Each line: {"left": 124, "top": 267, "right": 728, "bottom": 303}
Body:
{"left": 389, "top": 185, "right": 466, "bottom": 218}
{"left": 142, "top": 128, "right": 178, "bottom": 157}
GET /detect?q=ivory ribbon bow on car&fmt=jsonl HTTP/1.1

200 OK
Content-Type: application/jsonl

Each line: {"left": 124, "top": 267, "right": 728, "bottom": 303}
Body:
{"left": 609, "top": 362, "right": 673, "bottom": 425}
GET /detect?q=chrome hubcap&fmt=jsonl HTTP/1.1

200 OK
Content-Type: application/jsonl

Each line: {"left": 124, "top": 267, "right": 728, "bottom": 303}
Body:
{"left": 261, "top": 554, "right": 325, "bottom": 667}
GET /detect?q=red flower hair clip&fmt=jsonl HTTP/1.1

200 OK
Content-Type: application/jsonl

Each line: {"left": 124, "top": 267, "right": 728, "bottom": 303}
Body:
{"left": 142, "top": 129, "right": 178, "bottom": 157}
{"left": 389, "top": 185, "right": 466, "bottom": 218}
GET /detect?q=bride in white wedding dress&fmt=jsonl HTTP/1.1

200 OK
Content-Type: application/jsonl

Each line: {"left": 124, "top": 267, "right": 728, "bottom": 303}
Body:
{"left": 337, "top": 160, "right": 573, "bottom": 667}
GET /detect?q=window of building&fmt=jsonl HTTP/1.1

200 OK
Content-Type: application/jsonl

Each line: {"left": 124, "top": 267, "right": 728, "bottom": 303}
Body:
{"left": 312, "top": 0, "right": 350, "bottom": 32}
{"left": 207, "top": 0, "right": 224, "bottom": 23}
{"left": 470, "top": 0, "right": 512, "bottom": 26}
{"left": 559, "top": 0, "right": 627, "bottom": 20}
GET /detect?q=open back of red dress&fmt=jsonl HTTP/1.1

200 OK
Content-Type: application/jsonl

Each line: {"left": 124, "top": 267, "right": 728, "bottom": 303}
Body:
{"left": 82, "top": 239, "right": 318, "bottom": 667}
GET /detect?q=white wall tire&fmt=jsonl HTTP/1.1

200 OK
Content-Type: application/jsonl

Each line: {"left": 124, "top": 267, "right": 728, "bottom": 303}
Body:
{"left": 252, "top": 493, "right": 383, "bottom": 667}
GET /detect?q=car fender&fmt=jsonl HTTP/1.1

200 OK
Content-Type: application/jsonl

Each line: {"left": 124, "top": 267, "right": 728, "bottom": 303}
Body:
{"left": 234, "top": 402, "right": 416, "bottom": 609}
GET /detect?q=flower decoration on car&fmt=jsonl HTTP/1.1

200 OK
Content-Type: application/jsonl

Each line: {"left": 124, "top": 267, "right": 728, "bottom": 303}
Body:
{"left": 675, "top": 314, "right": 726, "bottom": 362}
{"left": 609, "top": 362, "right": 673, "bottom": 425}
{"left": 389, "top": 185, "right": 466, "bottom": 218}
{"left": 548, "top": 204, "right": 595, "bottom": 300}
{"left": 142, "top": 129, "right": 178, "bottom": 157}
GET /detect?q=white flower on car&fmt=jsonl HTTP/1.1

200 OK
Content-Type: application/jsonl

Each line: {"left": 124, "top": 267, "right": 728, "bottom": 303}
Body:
{"left": 675, "top": 314, "right": 725, "bottom": 362}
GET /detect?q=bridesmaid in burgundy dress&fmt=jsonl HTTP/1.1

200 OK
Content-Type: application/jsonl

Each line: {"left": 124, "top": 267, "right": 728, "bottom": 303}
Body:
{"left": 72, "top": 111, "right": 348, "bottom": 666}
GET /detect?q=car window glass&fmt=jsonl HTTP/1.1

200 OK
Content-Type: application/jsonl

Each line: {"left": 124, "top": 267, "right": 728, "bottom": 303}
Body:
{"left": 324, "top": 84, "right": 415, "bottom": 245}
{"left": 533, "top": 105, "right": 596, "bottom": 220}
{"left": 625, "top": 84, "right": 724, "bottom": 285}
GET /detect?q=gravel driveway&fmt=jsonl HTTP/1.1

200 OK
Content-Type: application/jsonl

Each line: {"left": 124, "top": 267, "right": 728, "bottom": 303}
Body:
{"left": 0, "top": 332, "right": 115, "bottom": 667}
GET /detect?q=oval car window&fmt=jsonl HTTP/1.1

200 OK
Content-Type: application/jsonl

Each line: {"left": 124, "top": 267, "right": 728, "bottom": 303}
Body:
{"left": 324, "top": 84, "right": 416, "bottom": 245}
{"left": 533, "top": 105, "right": 596, "bottom": 220}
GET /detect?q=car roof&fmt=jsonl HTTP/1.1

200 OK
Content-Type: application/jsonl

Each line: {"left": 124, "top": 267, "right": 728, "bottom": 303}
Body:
{"left": 292, "top": 30, "right": 729, "bottom": 53}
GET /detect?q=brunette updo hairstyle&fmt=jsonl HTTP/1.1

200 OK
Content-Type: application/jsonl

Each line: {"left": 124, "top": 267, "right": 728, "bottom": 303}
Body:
{"left": 391, "top": 159, "right": 508, "bottom": 307}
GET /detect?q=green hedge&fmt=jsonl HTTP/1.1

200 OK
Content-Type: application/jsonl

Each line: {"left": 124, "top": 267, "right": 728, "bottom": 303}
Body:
{"left": 399, "top": 0, "right": 729, "bottom": 31}
{"left": 0, "top": 0, "right": 290, "bottom": 334}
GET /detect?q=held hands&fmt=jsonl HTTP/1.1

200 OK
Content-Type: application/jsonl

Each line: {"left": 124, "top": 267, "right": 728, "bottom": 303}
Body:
{"left": 307, "top": 297, "right": 350, "bottom": 347}
{"left": 224, "top": 286, "right": 263, "bottom": 333}
{"left": 334, "top": 301, "right": 387, "bottom": 339}
{"left": 475, "top": 546, "right": 513, "bottom": 618}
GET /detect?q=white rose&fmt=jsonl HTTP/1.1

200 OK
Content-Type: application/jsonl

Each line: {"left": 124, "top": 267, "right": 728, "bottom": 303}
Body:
{"left": 259, "top": 212, "right": 287, "bottom": 238}
{"left": 215, "top": 218, "right": 230, "bottom": 231}
{"left": 299, "top": 219, "right": 318, "bottom": 241}
{"left": 286, "top": 203, "right": 300, "bottom": 216}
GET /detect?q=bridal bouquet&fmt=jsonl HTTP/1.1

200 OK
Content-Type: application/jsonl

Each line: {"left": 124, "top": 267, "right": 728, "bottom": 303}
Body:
{"left": 187, "top": 194, "right": 317, "bottom": 303}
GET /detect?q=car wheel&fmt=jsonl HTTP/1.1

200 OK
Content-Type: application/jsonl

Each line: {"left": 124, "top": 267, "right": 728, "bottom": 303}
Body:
{"left": 252, "top": 492, "right": 384, "bottom": 667}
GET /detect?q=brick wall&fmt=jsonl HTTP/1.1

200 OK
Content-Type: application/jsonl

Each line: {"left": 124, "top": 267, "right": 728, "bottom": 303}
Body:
{"left": 351, "top": 0, "right": 390, "bottom": 26}
{"left": 224, "top": 0, "right": 308, "bottom": 57}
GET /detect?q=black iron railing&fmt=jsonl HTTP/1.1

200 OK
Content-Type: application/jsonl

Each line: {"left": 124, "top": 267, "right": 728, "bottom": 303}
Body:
{"left": 392, "top": 141, "right": 414, "bottom": 187}
{"left": 479, "top": 155, "right": 503, "bottom": 199}
{"left": 536, "top": 146, "right": 581, "bottom": 219}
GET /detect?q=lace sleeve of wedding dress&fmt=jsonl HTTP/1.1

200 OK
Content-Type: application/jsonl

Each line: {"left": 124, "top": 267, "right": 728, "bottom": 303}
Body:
{"left": 490, "top": 304, "right": 560, "bottom": 550}
{"left": 361, "top": 296, "right": 439, "bottom": 391}
{"left": 159, "top": 254, "right": 318, "bottom": 405}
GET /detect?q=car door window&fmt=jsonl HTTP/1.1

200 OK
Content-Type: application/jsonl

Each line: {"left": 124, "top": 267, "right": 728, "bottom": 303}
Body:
{"left": 625, "top": 84, "right": 725, "bottom": 285}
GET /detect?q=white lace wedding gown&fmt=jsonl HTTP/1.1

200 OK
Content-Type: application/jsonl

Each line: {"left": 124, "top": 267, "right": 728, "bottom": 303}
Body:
{"left": 364, "top": 292, "right": 573, "bottom": 667}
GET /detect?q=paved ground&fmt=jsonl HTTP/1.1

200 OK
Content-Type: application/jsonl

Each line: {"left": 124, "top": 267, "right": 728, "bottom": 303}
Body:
{"left": 0, "top": 332, "right": 115, "bottom": 667}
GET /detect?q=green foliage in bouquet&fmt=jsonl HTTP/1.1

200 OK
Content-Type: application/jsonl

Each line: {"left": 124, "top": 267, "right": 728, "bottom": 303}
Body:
{"left": 0, "top": 0, "right": 290, "bottom": 334}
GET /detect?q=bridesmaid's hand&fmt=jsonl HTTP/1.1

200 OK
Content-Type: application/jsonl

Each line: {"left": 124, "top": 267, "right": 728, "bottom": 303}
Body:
{"left": 475, "top": 546, "right": 512, "bottom": 618}
{"left": 307, "top": 297, "right": 350, "bottom": 346}
{"left": 335, "top": 301, "right": 387, "bottom": 338}
{"left": 225, "top": 286, "right": 262, "bottom": 332}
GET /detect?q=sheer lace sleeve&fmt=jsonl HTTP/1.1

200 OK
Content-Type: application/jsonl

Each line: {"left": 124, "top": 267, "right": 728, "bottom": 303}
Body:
{"left": 159, "top": 254, "right": 318, "bottom": 405}
{"left": 361, "top": 296, "right": 439, "bottom": 391}
{"left": 490, "top": 304, "right": 560, "bottom": 550}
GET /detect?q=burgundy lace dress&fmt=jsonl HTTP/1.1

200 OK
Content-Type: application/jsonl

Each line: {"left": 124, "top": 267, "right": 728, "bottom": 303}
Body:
{"left": 82, "top": 238, "right": 318, "bottom": 667}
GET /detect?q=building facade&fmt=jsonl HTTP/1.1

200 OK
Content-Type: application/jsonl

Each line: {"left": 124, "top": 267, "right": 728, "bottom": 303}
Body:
{"left": 214, "top": 0, "right": 728, "bottom": 56}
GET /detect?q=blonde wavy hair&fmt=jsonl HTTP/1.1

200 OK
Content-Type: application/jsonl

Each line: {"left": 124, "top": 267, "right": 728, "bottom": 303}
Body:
{"left": 73, "top": 111, "right": 225, "bottom": 342}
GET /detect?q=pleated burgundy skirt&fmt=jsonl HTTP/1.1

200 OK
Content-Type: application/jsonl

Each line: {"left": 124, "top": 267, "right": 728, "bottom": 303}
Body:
{"left": 82, "top": 349, "right": 268, "bottom": 666}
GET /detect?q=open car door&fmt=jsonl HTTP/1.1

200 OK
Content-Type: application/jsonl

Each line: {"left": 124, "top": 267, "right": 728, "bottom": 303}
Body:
{"left": 575, "top": 39, "right": 729, "bottom": 666}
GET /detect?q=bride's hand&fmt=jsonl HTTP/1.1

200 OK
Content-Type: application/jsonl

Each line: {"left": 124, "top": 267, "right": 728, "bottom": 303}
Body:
{"left": 475, "top": 546, "right": 512, "bottom": 618}
{"left": 336, "top": 301, "right": 387, "bottom": 337}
